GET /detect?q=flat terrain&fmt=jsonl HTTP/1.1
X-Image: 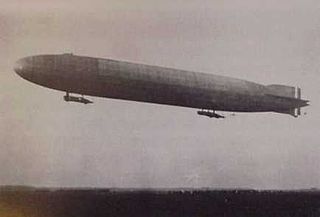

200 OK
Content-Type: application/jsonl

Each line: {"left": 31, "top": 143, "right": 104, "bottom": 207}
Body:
{"left": 0, "top": 187, "right": 319, "bottom": 217}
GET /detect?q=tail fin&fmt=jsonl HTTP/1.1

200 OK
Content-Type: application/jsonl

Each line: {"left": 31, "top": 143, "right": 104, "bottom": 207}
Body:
{"left": 296, "top": 87, "right": 301, "bottom": 116}
{"left": 276, "top": 108, "right": 303, "bottom": 117}
{"left": 266, "top": 85, "right": 308, "bottom": 117}
{"left": 267, "top": 84, "right": 296, "bottom": 98}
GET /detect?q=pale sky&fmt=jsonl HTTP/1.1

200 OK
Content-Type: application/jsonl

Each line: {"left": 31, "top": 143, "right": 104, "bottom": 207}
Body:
{"left": 0, "top": 0, "right": 320, "bottom": 189}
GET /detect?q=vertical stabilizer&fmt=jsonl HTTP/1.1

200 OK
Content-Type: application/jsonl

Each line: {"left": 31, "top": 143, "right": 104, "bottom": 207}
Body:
{"left": 296, "top": 87, "right": 301, "bottom": 116}
{"left": 297, "top": 87, "right": 301, "bottom": 99}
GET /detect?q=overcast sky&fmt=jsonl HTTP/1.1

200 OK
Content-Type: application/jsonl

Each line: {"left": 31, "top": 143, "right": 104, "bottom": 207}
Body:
{"left": 0, "top": 0, "right": 320, "bottom": 189}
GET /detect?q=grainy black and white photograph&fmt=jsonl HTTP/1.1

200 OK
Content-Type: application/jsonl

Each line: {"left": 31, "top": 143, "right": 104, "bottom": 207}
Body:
{"left": 1, "top": 0, "right": 320, "bottom": 216}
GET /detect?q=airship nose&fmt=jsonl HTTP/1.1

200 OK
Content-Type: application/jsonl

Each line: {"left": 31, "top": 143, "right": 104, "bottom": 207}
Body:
{"left": 14, "top": 59, "right": 25, "bottom": 76}
{"left": 14, "top": 57, "right": 33, "bottom": 81}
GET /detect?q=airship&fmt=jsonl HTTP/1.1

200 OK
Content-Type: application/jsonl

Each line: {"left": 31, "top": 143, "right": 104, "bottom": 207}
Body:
{"left": 14, "top": 53, "right": 309, "bottom": 118}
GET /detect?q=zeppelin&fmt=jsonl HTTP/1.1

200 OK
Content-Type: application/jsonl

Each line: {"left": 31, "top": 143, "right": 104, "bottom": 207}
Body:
{"left": 14, "top": 53, "right": 309, "bottom": 118}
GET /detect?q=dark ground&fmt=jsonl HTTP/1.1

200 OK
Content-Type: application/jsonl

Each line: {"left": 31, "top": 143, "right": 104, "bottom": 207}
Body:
{"left": 0, "top": 186, "right": 319, "bottom": 217}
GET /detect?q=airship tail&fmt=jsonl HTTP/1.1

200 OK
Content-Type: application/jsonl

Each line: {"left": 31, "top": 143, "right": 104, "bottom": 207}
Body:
{"left": 266, "top": 85, "right": 309, "bottom": 117}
